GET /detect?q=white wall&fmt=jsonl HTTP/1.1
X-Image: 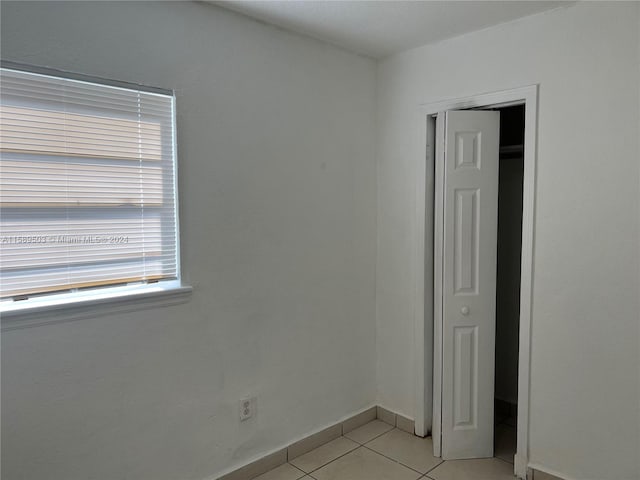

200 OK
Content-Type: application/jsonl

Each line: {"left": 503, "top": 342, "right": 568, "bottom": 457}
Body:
{"left": 3, "top": 3, "right": 640, "bottom": 480}
{"left": 376, "top": 3, "right": 640, "bottom": 479}
{"left": 0, "top": 2, "right": 377, "bottom": 480}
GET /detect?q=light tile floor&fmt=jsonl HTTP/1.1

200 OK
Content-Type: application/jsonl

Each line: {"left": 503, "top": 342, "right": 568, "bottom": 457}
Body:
{"left": 253, "top": 419, "right": 517, "bottom": 480}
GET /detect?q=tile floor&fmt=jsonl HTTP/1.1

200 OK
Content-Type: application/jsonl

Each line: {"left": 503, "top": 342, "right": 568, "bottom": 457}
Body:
{"left": 253, "top": 418, "right": 517, "bottom": 480}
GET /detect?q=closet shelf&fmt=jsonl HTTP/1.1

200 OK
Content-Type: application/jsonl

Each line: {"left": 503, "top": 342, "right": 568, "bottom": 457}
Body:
{"left": 500, "top": 144, "right": 524, "bottom": 156}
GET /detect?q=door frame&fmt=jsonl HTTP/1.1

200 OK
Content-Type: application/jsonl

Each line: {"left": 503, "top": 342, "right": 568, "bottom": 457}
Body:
{"left": 414, "top": 85, "right": 538, "bottom": 479}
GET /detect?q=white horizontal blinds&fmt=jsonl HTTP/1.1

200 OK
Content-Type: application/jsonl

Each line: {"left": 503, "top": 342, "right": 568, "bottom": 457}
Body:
{"left": 0, "top": 68, "right": 178, "bottom": 298}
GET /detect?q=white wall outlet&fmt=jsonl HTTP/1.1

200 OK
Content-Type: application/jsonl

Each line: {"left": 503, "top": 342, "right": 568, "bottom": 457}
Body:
{"left": 239, "top": 396, "right": 256, "bottom": 422}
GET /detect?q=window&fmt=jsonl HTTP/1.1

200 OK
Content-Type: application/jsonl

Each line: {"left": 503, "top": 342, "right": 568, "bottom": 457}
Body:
{"left": 0, "top": 66, "right": 181, "bottom": 310}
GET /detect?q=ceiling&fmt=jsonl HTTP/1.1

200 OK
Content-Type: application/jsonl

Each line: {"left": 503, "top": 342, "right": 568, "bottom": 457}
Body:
{"left": 212, "top": 1, "right": 570, "bottom": 59}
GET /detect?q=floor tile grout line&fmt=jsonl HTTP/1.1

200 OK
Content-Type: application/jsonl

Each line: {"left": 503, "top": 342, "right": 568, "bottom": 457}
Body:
{"left": 289, "top": 462, "right": 308, "bottom": 478}
{"left": 299, "top": 426, "right": 403, "bottom": 475}
{"left": 347, "top": 424, "right": 396, "bottom": 447}
{"left": 362, "top": 427, "right": 444, "bottom": 475}
{"left": 291, "top": 426, "right": 402, "bottom": 476}
{"left": 253, "top": 462, "right": 307, "bottom": 480}
{"left": 360, "top": 443, "right": 439, "bottom": 476}
{"left": 423, "top": 458, "right": 445, "bottom": 475}
{"left": 303, "top": 440, "right": 438, "bottom": 479}
{"left": 296, "top": 442, "right": 361, "bottom": 475}
{"left": 286, "top": 423, "right": 515, "bottom": 479}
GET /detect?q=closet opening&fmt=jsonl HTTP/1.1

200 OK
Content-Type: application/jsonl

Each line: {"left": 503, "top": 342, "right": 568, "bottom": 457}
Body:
{"left": 493, "top": 104, "right": 525, "bottom": 464}
{"left": 422, "top": 85, "right": 537, "bottom": 479}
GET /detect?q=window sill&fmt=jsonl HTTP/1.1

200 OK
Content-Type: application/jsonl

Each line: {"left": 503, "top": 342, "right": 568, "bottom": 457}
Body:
{"left": 1, "top": 283, "right": 193, "bottom": 331}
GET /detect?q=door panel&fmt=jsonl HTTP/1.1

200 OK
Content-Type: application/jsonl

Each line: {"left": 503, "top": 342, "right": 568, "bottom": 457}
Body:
{"left": 441, "top": 110, "right": 500, "bottom": 459}
{"left": 453, "top": 188, "right": 479, "bottom": 295}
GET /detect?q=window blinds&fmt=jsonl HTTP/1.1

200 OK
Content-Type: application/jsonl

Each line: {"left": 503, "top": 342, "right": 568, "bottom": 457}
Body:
{"left": 0, "top": 67, "right": 178, "bottom": 299}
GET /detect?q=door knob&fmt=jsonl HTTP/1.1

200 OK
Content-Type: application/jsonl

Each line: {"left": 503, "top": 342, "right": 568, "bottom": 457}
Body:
{"left": 461, "top": 306, "right": 470, "bottom": 316}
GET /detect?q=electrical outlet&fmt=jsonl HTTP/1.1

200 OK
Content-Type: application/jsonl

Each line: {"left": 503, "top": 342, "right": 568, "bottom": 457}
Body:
{"left": 239, "top": 396, "right": 256, "bottom": 422}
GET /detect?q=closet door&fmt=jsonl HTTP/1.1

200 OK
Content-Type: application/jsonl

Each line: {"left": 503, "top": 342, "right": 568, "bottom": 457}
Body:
{"left": 438, "top": 110, "right": 500, "bottom": 459}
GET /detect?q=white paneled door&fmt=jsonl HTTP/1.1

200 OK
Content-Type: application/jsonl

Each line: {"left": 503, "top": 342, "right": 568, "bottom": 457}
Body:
{"left": 438, "top": 110, "right": 500, "bottom": 459}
